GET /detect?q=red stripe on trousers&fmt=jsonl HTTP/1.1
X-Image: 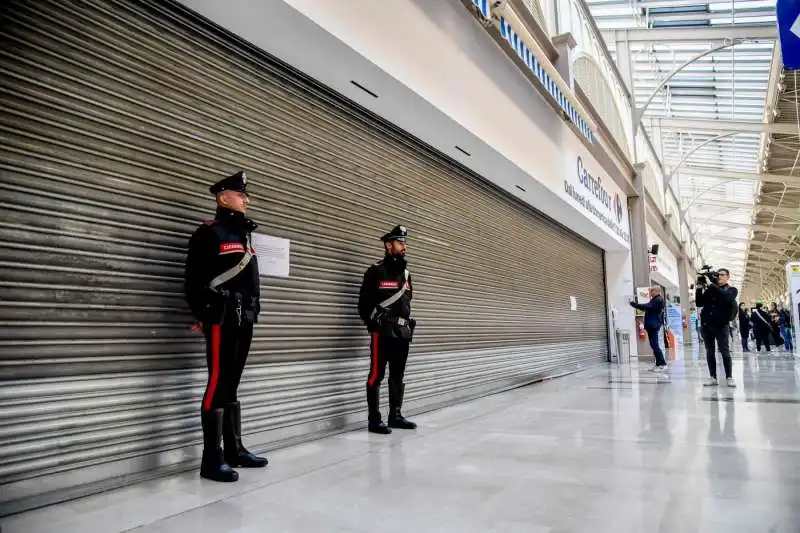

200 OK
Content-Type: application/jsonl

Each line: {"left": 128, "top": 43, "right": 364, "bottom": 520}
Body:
{"left": 203, "top": 324, "right": 221, "bottom": 411}
{"left": 368, "top": 332, "right": 379, "bottom": 386}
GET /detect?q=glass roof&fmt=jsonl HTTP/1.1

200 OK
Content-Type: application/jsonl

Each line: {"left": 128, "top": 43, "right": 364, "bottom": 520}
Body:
{"left": 585, "top": 0, "right": 776, "bottom": 288}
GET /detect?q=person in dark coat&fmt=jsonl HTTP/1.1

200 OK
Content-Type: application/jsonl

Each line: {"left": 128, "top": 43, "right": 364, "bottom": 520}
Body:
{"left": 750, "top": 303, "right": 772, "bottom": 353}
{"left": 184, "top": 170, "right": 268, "bottom": 483}
{"left": 769, "top": 302, "right": 784, "bottom": 349}
{"left": 630, "top": 287, "right": 667, "bottom": 371}
{"left": 737, "top": 302, "right": 751, "bottom": 352}
{"left": 358, "top": 225, "right": 417, "bottom": 434}
{"left": 696, "top": 268, "right": 738, "bottom": 387}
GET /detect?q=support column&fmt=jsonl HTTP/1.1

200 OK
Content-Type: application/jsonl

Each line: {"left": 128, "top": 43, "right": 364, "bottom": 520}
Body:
{"left": 630, "top": 164, "right": 651, "bottom": 357}
{"left": 615, "top": 35, "right": 634, "bottom": 93}
{"left": 677, "top": 252, "right": 693, "bottom": 347}
{"left": 552, "top": 33, "right": 577, "bottom": 85}
{"left": 614, "top": 34, "right": 637, "bottom": 162}
{"left": 630, "top": 164, "right": 650, "bottom": 288}
{"left": 544, "top": 0, "right": 560, "bottom": 37}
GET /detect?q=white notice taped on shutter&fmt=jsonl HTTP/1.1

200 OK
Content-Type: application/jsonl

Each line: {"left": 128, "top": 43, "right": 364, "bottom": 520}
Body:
{"left": 570, "top": 296, "right": 577, "bottom": 311}
{"left": 251, "top": 233, "right": 291, "bottom": 278}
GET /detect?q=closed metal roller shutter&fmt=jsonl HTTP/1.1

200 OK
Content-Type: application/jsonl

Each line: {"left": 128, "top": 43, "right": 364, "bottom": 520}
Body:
{"left": 0, "top": 0, "right": 609, "bottom": 515}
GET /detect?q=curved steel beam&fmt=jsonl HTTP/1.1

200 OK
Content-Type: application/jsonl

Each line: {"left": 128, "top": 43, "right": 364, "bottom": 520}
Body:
{"left": 665, "top": 132, "right": 741, "bottom": 186}
{"left": 632, "top": 40, "right": 756, "bottom": 270}
{"left": 680, "top": 179, "right": 738, "bottom": 216}
{"left": 633, "top": 39, "right": 744, "bottom": 130}
{"left": 687, "top": 208, "right": 757, "bottom": 268}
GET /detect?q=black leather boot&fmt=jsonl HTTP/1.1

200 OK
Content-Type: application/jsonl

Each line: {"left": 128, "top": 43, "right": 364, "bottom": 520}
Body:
{"left": 367, "top": 385, "right": 391, "bottom": 434}
{"left": 223, "top": 401, "right": 268, "bottom": 468}
{"left": 388, "top": 382, "right": 417, "bottom": 430}
{"left": 200, "top": 409, "right": 239, "bottom": 482}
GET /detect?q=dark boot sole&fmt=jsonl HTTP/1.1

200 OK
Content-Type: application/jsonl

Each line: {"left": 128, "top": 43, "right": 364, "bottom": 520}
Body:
{"left": 226, "top": 457, "right": 268, "bottom": 468}
{"left": 200, "top": 470, "right": 239, "bottom": 482}
{"left": 368, "top": 426, "right": 392, "bottom": 434}
{"left": 387, "top": 417, "right": 417, "bottom": 430}
{"left": 387, "top": 423, "right": 417, "bottom": 430}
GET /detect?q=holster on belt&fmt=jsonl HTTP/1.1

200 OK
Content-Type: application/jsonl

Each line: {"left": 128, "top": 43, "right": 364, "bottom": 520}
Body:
{"left": 194, "top": 290, "right": 259, "bottom": 329}
{"left": 377, "top": 314, "right": 416, "bottom": 341}
{"left": 230, "top": 293, "right": 259, "bottom": 326}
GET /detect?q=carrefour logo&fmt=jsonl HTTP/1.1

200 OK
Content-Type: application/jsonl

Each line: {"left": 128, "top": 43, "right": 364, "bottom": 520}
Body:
{"left": 576, "top": 156, "right": 612, "bottom": 211}
{"left": 566, "top": 156, "right": 630, "bottom": 243}
{"left": 613, "top": 192, "right": 624, "bottom": 223}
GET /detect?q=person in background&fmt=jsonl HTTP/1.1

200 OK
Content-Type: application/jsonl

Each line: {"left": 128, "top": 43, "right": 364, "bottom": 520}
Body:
{"left": 751, "top": 303, "right": 772, "bottom": 353}
{"left": 769, "top": 302, "right": 783, "bottom": 350}
{"left": 737, "top": 302, "right": 751, "bottom": 352}
{"left": 630, "top": 287, "right": 667, "bottom": 372}
{"left": 779, "top": 305, "right": 794, "bottom": 352}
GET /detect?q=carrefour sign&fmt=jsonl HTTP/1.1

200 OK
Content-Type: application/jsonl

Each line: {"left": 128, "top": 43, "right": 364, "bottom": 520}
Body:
{"left": 564, "top": 155, "right": 630, "bottom": 243}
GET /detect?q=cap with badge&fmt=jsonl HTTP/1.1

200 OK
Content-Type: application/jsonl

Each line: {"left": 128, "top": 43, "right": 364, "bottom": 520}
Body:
{"left": 381, "top": 225, "right": 408, "bottom": 243}
{"left": 209, "top": 170, "right": 248, "bottom": 196}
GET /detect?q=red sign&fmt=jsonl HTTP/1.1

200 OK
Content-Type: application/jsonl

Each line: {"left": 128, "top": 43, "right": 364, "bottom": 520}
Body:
{"left": 220, "top": 242, "right": 245, "bottom": 254}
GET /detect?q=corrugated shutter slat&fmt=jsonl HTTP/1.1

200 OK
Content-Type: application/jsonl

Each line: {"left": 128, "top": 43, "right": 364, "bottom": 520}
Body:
{"left": 0, "top": 0, "right": 609, "bottom": 515}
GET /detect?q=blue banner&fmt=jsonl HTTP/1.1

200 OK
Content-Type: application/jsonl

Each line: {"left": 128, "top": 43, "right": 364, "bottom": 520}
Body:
{"left": 667, "top": 304, "right": 683, "bottom": 344}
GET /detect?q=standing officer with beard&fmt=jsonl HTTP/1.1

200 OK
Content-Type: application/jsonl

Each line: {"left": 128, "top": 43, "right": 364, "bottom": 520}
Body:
{"left": 184, "top": 170, "right": 268, "bottom": 482}
{"left": 358, "top": 225, "right": 417, "bottom": 434}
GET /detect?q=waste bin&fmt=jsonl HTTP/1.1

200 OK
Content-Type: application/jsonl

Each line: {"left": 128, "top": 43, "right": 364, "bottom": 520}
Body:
{"left": 615, "top": 329, "right": 631, "bottom": 365}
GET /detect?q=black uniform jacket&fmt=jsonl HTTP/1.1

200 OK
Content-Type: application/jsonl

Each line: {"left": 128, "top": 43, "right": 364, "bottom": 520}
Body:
{"left": 184, "top": 207, "right": 260, "bottom": 324}
{"left": 358, "top": 258, "right": 413, "bottom": 332}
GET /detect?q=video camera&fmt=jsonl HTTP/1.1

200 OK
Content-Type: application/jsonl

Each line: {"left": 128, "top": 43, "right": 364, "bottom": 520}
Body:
{"left": 697, "top": 265, "right": 719, "bottom": 286}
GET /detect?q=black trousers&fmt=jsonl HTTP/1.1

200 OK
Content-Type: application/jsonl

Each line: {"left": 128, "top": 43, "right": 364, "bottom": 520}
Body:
{"left": 754, "top": 329, "right": 771, "bottom": 352}
{"left": 202, "top": 321, "right": 254, "bottom": 412}
{"left": 702, "top": 325, "right": 732, "bottom": 379}
{"left": 646, "top": 326, "right": 666, "bottom": 366}
{"left": 740, "top": 329, "right": 750, "bottom": 351}
{"left": 366, "top": 332, "right": 410, "bottom": 421}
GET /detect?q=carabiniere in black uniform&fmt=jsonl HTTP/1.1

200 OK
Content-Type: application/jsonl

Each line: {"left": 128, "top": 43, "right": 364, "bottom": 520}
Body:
{"left": 184, "top": 170, "right": 268, "bottom": 483}
{"left": 358, "top": 225, "right": 418, "bottom": 434}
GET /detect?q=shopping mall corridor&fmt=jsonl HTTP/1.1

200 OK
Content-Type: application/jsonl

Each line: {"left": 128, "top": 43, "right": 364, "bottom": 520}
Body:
{"left": 4, "top": 348, "right": 800, "bottom": 533}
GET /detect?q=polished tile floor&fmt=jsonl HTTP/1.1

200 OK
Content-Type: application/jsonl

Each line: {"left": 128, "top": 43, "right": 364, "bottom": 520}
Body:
{"left": 4, "top": 344, "right": 800, "bottom": 533}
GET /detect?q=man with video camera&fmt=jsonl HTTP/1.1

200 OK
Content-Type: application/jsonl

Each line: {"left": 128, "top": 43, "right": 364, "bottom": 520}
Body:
{"left": 695, "top": 266, "right": 738, "bottom": 387}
